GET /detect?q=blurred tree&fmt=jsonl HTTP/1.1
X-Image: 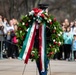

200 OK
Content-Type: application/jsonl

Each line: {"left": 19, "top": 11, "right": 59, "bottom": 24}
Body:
{"left": 0, "top": 0, "right": 76, "bottom": 22}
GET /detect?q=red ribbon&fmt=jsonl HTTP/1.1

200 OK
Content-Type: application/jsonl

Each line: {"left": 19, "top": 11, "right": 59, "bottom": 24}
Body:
{"left": 24, "top": 24, "right": 36, "bottom": 64}
{"left": 39, "top": 25, "right": 42, "bottom": 71}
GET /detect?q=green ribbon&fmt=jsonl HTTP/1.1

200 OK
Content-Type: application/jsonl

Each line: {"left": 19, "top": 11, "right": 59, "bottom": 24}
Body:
{"left": 18, "top": 25, "right": 32, "bottom": 60}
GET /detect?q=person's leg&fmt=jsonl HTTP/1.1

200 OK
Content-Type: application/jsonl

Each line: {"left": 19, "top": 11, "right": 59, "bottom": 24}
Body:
{"left": 73, "top": 51, "right": 75, "bottom": 60}
{"left": 11, "top": 44, "right": 16, "bottom": 58}
{"left": 15, "top": 45, "right": 19, "bottom": 58}
{"left": 64, "top": 44, "right": 67, "bottom": 60}
{"left": 67, "top": 44, "right": 71, "bottom": 60}
{"left": 58, "top": 45, "right": 62, "bottom": 60}
{"left": 7, "top": 40, "right": 12, "bottom": 58}
{"left": 74, "top": 51, "right": 76, "bottom": 60}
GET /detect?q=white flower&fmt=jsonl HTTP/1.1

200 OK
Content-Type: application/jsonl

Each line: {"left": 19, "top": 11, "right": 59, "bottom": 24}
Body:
{"left": 20, "top": 31, "right": 22, "bottom": 33}
{"left": 31, "top": 10, "right": 34, "bottom": 14}
{"left": 37, "top": 10, "right": 43, "bottom": 16}
{"left": 25, "top": 15, "right": 27, "bottom": 17}
{"left": 45, "top": 12, "right": 48, "bottom": 15}
{"left": 37, "top": 15, "right": 40, "bottom": 18}
{"left": 38, "top": 20, "right": 41, "bottom": 23}
{"left": 60, "top": 31, "right": 62, "bottom": 35}
{"left": 28, "top": 20, "right": 31, "bottom": 22}
{"left": 29, "top": 10, "right": 34, "bottom": 15}
{"left": 37, "top": 13, "right": 41, "bottom": 17}
{"left": 59, "top": 42, "right": 61, "bottom": 45}
{"left": 58, "top": 34, "right": 60, "bottom": 36}
{"left": 54, "top": 27, "right": 56, "bottom": 29}
{"left": 55, "top": 49, "right": 57, "bottom": 52}
{"left": 29, "top": 12, "right": 31, "bottom": 15}
{"left": 36, "top": 19, "right": 38, "bottom": 21}
{"left": 49, "top": 44, "right": 51, "bottom": 47}
{"left": 47, "top": 20, "right": 49, "bottom": 23}
{"left": 53, "top": 39, "right": 55, "bottom": 42}
{"left": 32, "top": 51, "right": 35, "bottom": 53}
{"left": 49, "top": 19, "right": 52, "bottom": 22}
{"left": 22, "top": 22, "right": 25, "bottom": 25}
{"left": 36, "top": 19, "right": 41, "bottom": 23}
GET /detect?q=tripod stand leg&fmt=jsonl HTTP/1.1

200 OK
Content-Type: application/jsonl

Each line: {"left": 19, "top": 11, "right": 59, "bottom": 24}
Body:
{"left": 22, "top": 64, "right": 26, "bottom": 75}
{"left": 48, "top": 60, "right": 51, "bottom": 75}
{"left": 36, "top": 65, "right": 38, "bottom": 75}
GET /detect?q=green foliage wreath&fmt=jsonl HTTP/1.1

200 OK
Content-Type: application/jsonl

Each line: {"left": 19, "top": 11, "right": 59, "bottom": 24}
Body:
{"left": 16, "top": 8, "right": 63, "bottom": 61}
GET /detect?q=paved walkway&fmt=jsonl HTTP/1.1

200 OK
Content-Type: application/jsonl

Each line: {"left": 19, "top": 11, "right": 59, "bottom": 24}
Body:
{"left": 0, "top": 59, "right": 76, "bottom": 75}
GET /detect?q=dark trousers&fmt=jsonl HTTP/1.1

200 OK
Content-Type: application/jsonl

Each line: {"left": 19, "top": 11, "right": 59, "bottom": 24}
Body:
{"left": 7, "top": 40, "right": 13, "bottom": 58}
{"left": 64, "top": 44, "right": 71, "bottom": 59}
{"left": 73, "top": 51, "right": 76, "bottom": 59}
{"left": 36, "top": 58, "right": 49, "bottom": 75}
{"left": 53, "top": 45, "right": 64, "bottom": 60}
{"left": 12, "top": 44, "right": 19, "bottom": 58}
{"left": 59, "top": 45, "right": 65, "bottom": 59}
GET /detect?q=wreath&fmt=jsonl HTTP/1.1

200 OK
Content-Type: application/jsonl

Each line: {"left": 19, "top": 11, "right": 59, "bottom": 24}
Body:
{"left": 16, "top": 8, "right": 63, "bottom": 61}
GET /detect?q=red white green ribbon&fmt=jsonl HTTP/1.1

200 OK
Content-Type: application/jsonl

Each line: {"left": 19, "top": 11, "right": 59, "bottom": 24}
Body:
{"left": 39, "top": 23, "right": 46, "bottom": 72}
{"left": 18, "top": 21, "right": 46, "bottom": 72}
{"left": 19, "top": 22, "right": 36, "bottom": 64}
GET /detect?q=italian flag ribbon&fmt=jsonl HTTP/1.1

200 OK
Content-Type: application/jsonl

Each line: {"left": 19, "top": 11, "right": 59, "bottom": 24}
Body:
{"left": 18, "top": 22, "right": 46, "bottom": 72}
{"left": 39, "top": 23, "right": 46, "bottom": 72}
{"left": 19, "top": 22, "right": 36, "bottom": 64}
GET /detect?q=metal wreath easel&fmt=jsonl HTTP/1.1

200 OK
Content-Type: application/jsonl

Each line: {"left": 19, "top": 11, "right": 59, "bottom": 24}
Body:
{"left": 21, "top": 60, "right": 52, "bottom": 75}
{"left": 21, "top": 3, "right": 51, "bottom": 75}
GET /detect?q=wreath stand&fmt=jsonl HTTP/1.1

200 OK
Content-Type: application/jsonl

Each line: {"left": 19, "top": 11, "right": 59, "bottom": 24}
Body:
{"left": 17, "top": 3, "right": 63, "bottom": 75}
{"left": 21, "top": 60, "right": 52, "bottom": 75}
